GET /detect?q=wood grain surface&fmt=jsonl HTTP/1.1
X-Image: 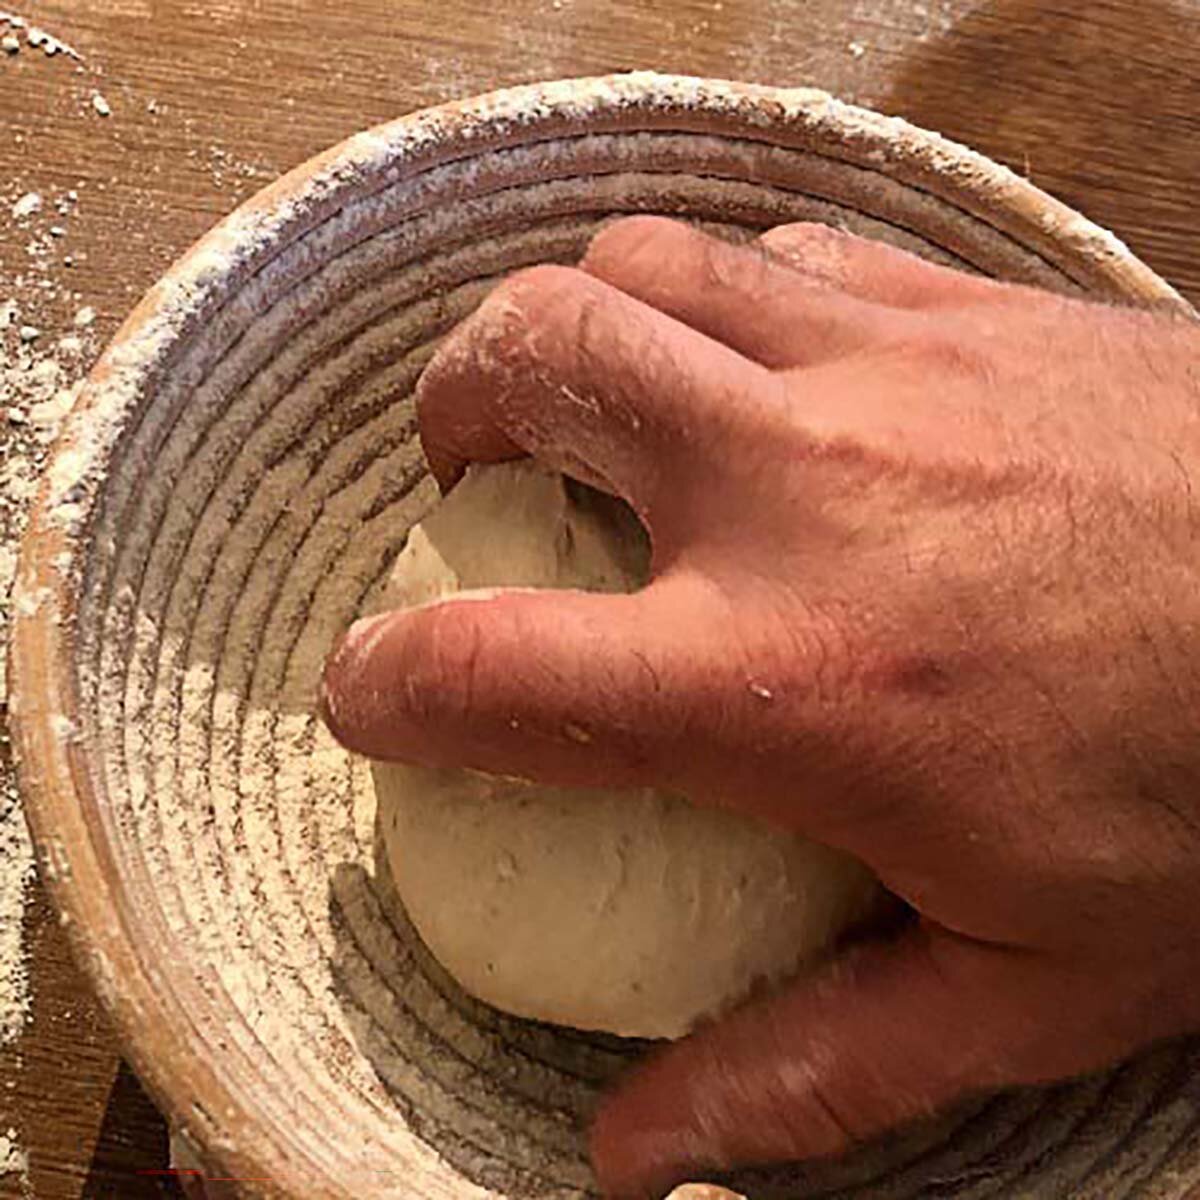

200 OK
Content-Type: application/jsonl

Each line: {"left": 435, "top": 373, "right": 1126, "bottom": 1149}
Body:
{"left": 1, "top": 2, "right": 1198, "bottom": 1197}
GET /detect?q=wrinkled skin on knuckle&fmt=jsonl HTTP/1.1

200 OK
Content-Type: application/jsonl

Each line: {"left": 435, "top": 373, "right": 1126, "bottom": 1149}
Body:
{"left": 498, "top": 261, "right": 580, "bottom": 321}
{"left": 473, "top": 268, "right": 611, "bottom": 467}
{"left": 478, "top": 264, "right": 587, "bottom": 385}
{"left": 690, "top": 575, "right": 905, "bottom": 821}
{"left": 703, "top": 235, "right": 776, "bottom": 302}
{"left": 891, "top": 321, "right": 996, "bottom": 385}
{"left": 775, "top": 593, "right": 865, "bottom": 715}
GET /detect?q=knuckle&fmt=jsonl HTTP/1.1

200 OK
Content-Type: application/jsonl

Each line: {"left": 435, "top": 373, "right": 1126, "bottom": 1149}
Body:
{"left": 896, "top": 324, "right": 991, "bottom": 381}
{"left": 491, "top": 263, "right": 580, "bottom": 331}
{"left": 872, "top": 650, "right": 957, "bottom": 700}
{"left": 761, "top": 221, "right": 851, "bottom": 280}
{"left": 498, "top": 262, "right": 604, "bottom": 365}
{"left": 794, "top": 1069, "right": 865, "bottom": 1148}
{"left": 762, "top": 219, "right": 845, "bottom": 249}
{"left": 799, "top": 603, "right": 863, "bottom": 711}
{"left": 469, "top": 266, "right": 595, "bottom": 416}
{"left": 754, "top": 590, "right": 861, "bottom": 714}
{"left": 584, "top": 213, "right": 682, "bottom": 271}
{"left": 698, "top": 234, "right": 769, "bottom": 299}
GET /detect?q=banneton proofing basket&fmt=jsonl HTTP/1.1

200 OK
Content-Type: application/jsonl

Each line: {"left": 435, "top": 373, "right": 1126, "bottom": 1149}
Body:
{"left": 11, "top": 73, "right": 1200, "bottom": 1200}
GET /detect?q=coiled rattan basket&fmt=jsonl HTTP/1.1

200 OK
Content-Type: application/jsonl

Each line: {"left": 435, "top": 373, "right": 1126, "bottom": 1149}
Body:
{"left": 11, "top": 73, "right": 1200, "bottom": 1199}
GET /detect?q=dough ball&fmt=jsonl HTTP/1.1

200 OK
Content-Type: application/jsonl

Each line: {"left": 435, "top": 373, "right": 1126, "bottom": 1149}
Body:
{"left": 665, "top": 1188, "right": 747, "bottom": 1200}
{"left": 370, "top": 461, "right": 880, "bottom": 1039}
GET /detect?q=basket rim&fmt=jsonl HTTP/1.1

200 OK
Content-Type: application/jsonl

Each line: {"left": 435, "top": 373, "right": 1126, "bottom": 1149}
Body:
{"left": 8, "top": 70, "right": 1192, "bottom": 1200}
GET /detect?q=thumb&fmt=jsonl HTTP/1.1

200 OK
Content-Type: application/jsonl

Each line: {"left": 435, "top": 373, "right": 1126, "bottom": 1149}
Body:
{"left": 320, "top": 581, "right": 700, "bottom": 789}
{"left": 590, "top": 926, "right": 1090, "bottom": 1198}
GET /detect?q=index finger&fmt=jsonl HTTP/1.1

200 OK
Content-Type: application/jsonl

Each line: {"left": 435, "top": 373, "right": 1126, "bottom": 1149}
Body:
{"left": 415, "top": 263, "right": 781, "bottom": 516}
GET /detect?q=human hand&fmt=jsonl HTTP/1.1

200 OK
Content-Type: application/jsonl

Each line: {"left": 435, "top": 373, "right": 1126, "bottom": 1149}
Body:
{"left": 321, "top": 215, "right": 1200, "bottom": 1197}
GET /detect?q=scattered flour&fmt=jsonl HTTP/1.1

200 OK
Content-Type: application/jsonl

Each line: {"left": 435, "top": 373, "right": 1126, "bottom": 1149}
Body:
{"left": 0, "top": 1125, "right": 30, "bottom": 1192}
{"left": 3, "top": 25, "right": 106, "bottom": 1189}
{"left": 10, "top": 193, "right": 40, "bottom": 220}
{"left": 0, "top": 9, "right": 82, "bottom": 60}
{"left": 0, "top": 781, "right": 34, "bottom": 1045}
{"left": 1, "top": 166, "right": 98, "bottom": 1185}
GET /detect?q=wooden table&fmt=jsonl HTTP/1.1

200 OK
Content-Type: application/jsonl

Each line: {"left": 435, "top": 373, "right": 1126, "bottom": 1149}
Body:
{"left": 2, "top": 2, "right": 1197, "bottom": 1196}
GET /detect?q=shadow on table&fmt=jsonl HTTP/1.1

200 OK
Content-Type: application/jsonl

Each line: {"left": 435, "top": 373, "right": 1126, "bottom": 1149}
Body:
{"left": 883, "top": 0, "right": 1200, "bottom": 304}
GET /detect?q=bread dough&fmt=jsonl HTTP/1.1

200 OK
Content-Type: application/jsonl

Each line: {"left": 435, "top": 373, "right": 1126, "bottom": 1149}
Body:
{"left": 370, "top": 461, "right": 879, "bottom": 1039}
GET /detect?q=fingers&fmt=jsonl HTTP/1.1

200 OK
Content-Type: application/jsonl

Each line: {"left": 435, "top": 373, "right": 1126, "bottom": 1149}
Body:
{"left": 419, "top": 219, "right": 995, "bottom": 499}
{"left": 581, "top": 216, "right": 897, "bottom": 370}
{"left": 321, "top": 581, "right": 704, "bottom": 790}
{"left": 758, "top": 221, "right": 1003, "bottom": 309}
{"left": 416, "top": 263, "right": 780, "bottom": 507}
{"left": 590, "top": 927, "right": 1094, "bottom": 1198}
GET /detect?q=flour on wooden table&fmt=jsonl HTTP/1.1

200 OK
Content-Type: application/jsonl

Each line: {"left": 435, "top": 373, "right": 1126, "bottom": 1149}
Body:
{"left": 0, "top": 10, "right": 83, "bottom": 61}
{"left": 1, "top": 159, "right": 98, "bottom": 1192}
{"left": 0, "top": 304, "right": 95, "bottom": 951}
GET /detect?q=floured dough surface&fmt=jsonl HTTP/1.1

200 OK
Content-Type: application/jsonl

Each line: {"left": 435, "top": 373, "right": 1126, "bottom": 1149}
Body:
{"left": 371, "top": 461, "right": 879, "bottom": 1039}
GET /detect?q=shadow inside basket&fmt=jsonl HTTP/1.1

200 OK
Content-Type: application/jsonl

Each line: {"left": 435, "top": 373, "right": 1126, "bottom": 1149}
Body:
{"left": 324, "top": 817, "right": 1200, "bottom": 1200}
